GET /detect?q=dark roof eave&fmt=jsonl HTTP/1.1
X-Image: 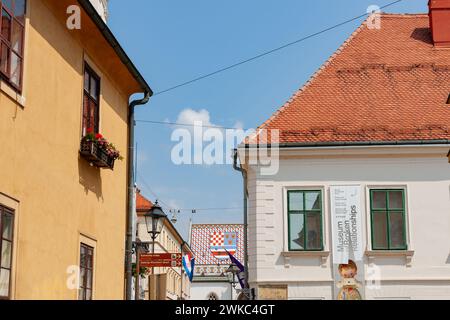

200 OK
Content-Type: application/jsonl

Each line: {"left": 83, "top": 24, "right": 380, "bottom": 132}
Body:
{"left": 241, "top": 139, "right": 450, "bottom": 149}
{"left": 77, "top": 0, "right": 153, "bottom": 96}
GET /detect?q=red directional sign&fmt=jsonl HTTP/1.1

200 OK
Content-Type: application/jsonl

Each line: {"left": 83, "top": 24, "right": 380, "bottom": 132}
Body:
{"left": 139, "top": 253, "right": 182, "bottom": 268}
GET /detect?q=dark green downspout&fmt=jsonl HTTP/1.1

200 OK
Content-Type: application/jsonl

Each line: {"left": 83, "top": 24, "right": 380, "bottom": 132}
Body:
{"left": 233, "top": 149, "right": 250, "bottom": 299}
{"left": 125, "top": 92, "right": 151, "bottom": 300}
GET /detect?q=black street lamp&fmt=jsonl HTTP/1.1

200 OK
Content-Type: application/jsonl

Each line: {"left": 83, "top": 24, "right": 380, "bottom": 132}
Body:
{"left": 144, "top": 201, "right": 167, "bottom": 242}
{"left": 143, "top": 201, "right": 167, "bottom": 300}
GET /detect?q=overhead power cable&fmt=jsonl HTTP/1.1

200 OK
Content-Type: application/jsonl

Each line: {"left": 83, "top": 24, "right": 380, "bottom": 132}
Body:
{"left": 137, "top": 173, "right": 261, "bottom": 213}
{"left": 135, "top": 119, "right": 244, "bottom": 131}
{"left": 153, "top": 0, "right": 403, "bottom": 96}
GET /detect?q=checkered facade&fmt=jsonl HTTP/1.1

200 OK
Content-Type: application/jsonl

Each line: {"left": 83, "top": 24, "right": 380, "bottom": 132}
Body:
{"left": 210, "top": 232, "right": 224, "bottom": 247}
{"left": 190, "top": 224, "right": 244, "bottom": 267}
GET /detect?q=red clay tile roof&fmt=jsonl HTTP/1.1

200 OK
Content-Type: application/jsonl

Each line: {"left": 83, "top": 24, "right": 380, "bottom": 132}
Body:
{"left": 136, "top": 191, "right": 153, "bottom": 213}
{"left": 249, "top": 14, "right": 450, "bottom": 145}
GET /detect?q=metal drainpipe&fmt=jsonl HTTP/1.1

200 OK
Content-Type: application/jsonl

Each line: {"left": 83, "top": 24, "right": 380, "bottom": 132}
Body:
{"left": 125, "top": 92, "right": 151, "bottom": 300}
{"left": 233, "top": 149, "right": 250, "bottom": 299}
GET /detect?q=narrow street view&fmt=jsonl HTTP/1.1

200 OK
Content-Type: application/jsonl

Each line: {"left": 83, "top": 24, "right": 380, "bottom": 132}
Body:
{"left": 0, "top": 0, "right": 450, "bottom": 311}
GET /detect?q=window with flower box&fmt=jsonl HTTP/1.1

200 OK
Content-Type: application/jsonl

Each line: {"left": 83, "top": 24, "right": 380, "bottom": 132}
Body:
{"left": 82, "top": 64, "right": 100, "bottom": 135}
{"left": 0, "top": 0, "right": 26, "bottom": 91}
{"left": 79, "top": 63, "right": 123, "bottom": 170}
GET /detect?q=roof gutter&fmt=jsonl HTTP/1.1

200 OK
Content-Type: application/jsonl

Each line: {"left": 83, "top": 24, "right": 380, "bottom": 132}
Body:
{"left": 125, "top": 92, "right": 151, "bottom": 300}
{"left": 77, "top": 0, "right": 153, "bottom": 95}
{"left": 242, "top": 139, "right": 450, "bottom": 149}
{"left": 232, "top": 150, "right": 251, "bottom": 300}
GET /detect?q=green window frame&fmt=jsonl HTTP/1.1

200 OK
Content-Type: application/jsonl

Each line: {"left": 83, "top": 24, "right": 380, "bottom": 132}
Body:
{"left": 287, "top": 190, "right": 324, "bottom": 251}
{"left": 370, "top": 189, "right": 407, "bottom": 250}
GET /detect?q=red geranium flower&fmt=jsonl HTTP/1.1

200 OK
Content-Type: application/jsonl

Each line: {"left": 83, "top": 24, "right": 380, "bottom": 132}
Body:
{"left": 95, "top": 133, "right": 103, "bottom": 140}
{"left": 87, "top": 128, "right": 94, "bottom": 134}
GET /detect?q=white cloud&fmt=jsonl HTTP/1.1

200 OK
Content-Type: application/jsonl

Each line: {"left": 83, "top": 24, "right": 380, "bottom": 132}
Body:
{"left": 233, "top": 120, "right": 244, "bottom": 130}
{"left": 171, "top": 108, "right": 247, "bottom": 165}
{"left": 176, "top": 108, "right": 213, "bottom": 127}
{"left": 175, "top": 108, "right": 244, "bottom": 131}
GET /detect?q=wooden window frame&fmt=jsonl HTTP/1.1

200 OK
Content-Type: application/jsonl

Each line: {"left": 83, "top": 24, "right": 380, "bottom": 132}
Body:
{"left": 369, "top": 189, "right": 408, "bottom": 251}
{"left": 0, "top": 204, "right": 14, "bottom": 300}
{"left": 82, "top": 63, "right": 101, "bottom": 135}
{"left": 0, "top": 0, "right": 26, "bottom": 92}
{"left": 79, "top": 243, "right": 94, "bottom": 301}
{"left": 287, "top": 190, "right": 324, "bottom": 252}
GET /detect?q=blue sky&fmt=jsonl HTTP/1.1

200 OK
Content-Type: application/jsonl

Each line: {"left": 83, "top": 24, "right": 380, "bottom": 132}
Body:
{"left": 108, "top": 0, "right": 427, "bottom": 239}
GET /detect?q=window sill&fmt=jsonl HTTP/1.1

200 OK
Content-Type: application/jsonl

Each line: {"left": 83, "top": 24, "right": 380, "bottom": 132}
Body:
{"left": 0, "top": 80, "right": 26, "bottom": 108}
{"left": 365, "top": 250, "right": 414, "bottom": 267}
{"left": 281, "top": 251, "right": 330, "bottom": 268}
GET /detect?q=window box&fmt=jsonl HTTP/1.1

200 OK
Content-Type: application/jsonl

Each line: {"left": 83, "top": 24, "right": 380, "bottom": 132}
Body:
{"left": 80, "top": 139, "right": 115, "bottom": 170}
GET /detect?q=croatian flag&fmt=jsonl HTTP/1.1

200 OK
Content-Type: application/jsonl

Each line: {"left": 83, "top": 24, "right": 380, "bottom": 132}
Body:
{"left": 182, "top": 253, "right": 195, "bottom": 282}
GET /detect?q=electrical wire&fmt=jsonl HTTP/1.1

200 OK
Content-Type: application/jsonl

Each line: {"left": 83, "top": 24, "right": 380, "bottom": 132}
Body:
{"left": 152, "top": 0, "right": 403, "bottom": 96}
{"left": 137, "top": 173, "right": 262, "bottom": 213}
{"left": 135, "top": 119, "right": 245, "bottom": 131}
{"left": 135, "top": 0, "right": 405, "bottom": 213}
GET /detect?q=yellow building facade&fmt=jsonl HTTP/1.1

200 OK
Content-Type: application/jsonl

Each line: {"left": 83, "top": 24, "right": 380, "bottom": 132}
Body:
{"left": 0, "top": 0, "right": 151, "bottom": 299}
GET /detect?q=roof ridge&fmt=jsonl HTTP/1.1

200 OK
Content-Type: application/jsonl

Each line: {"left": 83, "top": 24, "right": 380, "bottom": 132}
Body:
{"left": 254, "top": 16, "right": 371, "bottom": 134}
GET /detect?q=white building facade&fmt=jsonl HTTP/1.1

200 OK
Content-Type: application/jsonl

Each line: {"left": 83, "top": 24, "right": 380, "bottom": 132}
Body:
{"left": 241, "top": 145, "right": 450, "bottom": 300}
{"left": 239, "top": 6, "right": 450, "bottom": 300}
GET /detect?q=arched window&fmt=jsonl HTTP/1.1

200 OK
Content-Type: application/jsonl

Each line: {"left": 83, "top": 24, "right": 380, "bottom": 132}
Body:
{"left": 207, "top": 292, "right": 219, "bottom": 300}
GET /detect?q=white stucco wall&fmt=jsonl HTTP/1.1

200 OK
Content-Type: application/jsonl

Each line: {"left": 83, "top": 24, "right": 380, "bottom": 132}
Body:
{"left": 243, "top": 145, "right": 450, "bottom": 300}
{"left": 190, "top": 281, "right": 240, "bottom": 300}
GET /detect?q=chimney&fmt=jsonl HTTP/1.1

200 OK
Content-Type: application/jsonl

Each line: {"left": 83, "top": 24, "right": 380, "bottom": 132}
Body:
{"left": 429, "top": 0, "right": 450, "bottom": 47}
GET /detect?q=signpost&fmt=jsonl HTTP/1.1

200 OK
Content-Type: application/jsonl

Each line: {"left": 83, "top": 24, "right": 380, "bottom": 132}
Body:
{"left": 139, "top": 253, "right": 182, "bottom": 268}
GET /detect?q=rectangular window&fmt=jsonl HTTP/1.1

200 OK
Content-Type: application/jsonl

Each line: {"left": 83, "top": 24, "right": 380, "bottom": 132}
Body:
{"left": 82, "top": 64, "right": 100, "bottom": 135}
{"left": 0, "top": 0, "right": 25, "bottom": 90}
{"left": 0, "top": 205, "right": 14, "bottom": 300}
{"left": 287, "top": 190, "right": 323, "bottom": 251}
{"left": 370, "top": 189, "right": 407, "bottom": 250}
{"left": 79, "top": 243, "right": 94, "bottom": 300}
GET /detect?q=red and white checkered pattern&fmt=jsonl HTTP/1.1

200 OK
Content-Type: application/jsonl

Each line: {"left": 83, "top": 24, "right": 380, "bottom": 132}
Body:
{"left": 210, "top": 232, "right": 224, "bottom": 246}
{"left": 190, "top": 224, "right": 244, "bottom": 266}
